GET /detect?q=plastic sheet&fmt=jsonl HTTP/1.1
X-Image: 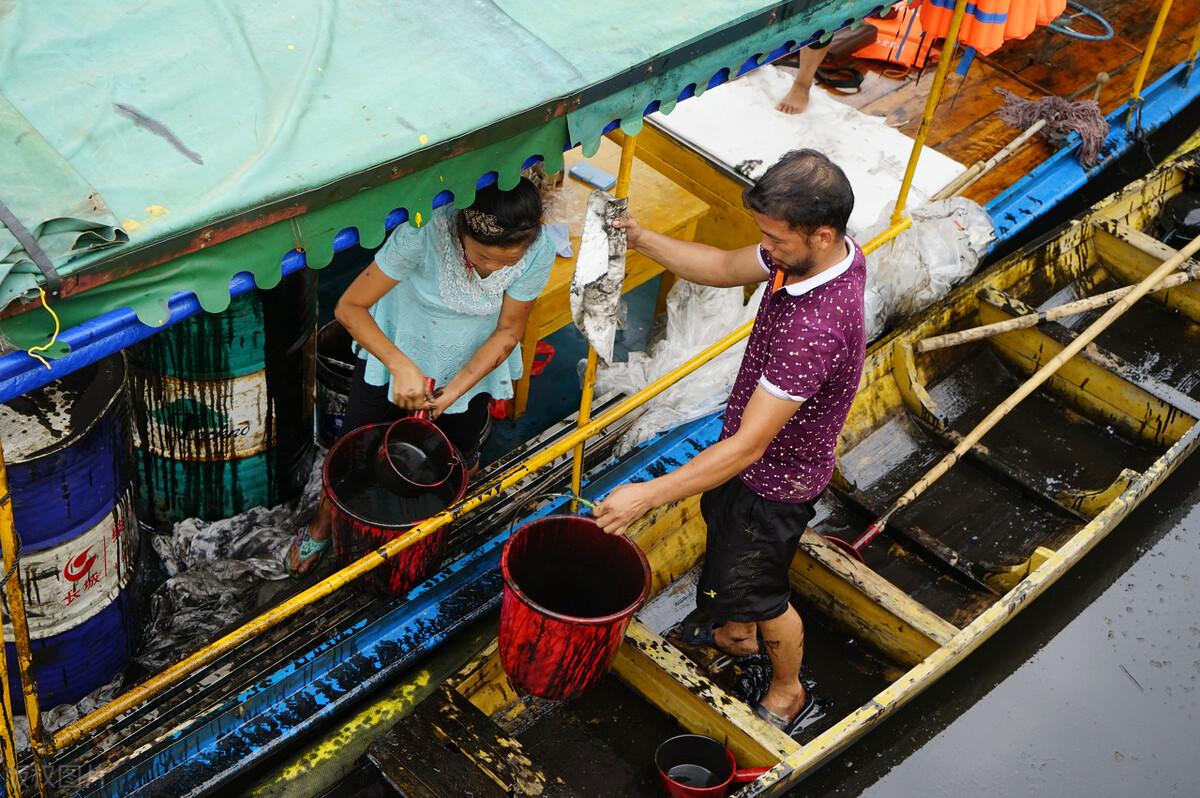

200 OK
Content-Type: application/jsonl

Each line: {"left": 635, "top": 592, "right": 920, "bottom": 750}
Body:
{"left": 861, "top": 198, "right": 995, "bottom": 339}
{"left": 594, "top": 280, "right": 763, "bottom": 454}
{"left": 136, "top": 450, "right": 325, "bottom": 671}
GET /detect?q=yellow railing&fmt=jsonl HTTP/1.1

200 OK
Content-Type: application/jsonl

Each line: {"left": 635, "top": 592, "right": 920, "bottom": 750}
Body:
{"left": 1127, "top": 0, "right": 1174, "bottom": 130}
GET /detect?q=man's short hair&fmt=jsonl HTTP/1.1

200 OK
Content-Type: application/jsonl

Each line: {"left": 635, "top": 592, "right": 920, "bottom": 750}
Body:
{"left": 742, "top": 149, "right": 854, "bottom": 236}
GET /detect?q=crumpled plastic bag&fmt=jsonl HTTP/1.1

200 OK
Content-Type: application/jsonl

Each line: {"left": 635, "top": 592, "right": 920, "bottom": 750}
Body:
{"left": 595, "top": 279, "right": 763, "bottom": 454}
{"left": 861, "top": 198, "right": 995, "bottom": 339}
{"left": 136, "top": 450, "right": 325, "bottom": 670}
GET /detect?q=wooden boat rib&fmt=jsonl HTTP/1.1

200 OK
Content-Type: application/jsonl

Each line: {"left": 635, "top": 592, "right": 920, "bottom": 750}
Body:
{"left": 351, "top": 152, "right": 1200, "bottom": 797}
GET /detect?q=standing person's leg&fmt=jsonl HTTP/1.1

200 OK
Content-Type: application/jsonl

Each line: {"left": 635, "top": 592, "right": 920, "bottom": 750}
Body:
{"left": 695, "top": 477, "right": 817, "bottom": 732}
{"left": 290, "top": 359, "right": 404, "bottom": 574}
{"left": 776, "top": 41, "right": 830, "bottom": 115}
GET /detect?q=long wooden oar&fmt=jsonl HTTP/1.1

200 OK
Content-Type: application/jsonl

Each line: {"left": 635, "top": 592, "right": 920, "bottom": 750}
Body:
{"left": 830, "top": 230, "right": 1200, "bottom": 563}
{"left": 915, "top": 266, "right": 1198, "bottom": 353}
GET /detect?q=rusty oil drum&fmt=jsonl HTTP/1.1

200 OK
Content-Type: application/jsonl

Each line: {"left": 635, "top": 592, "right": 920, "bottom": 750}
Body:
{"left": 128, "top": 270, "right": 317, "bottom": 525}
{"left": 0, "top": 354, "right": 139, "bottom": 708}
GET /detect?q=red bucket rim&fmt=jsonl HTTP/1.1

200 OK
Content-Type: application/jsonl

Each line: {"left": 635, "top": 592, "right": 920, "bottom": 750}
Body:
{"left": 323, "top": 422, "right": 467, "bottom": 529}
{"left": 381, "top": 415, "right": 457, "bottom": 489}
{"left": 500, "top": 514, "right": 651, "bottom": 626}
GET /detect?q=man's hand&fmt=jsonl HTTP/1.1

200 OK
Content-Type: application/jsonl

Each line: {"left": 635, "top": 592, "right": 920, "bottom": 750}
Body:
{"left": 611, "top": 214, "right": 644, "bottom": 249}
{"left": 593, "top": 482, "right": 658, "bottom": 536}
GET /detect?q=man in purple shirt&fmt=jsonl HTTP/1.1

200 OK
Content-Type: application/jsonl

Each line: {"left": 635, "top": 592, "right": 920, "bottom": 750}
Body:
{"left": 595, "top": 149, "right": 865, "bottom": 735}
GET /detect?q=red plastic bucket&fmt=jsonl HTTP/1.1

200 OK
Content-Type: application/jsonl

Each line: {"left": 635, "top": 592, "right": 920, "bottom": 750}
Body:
{"left": 499, "top": 515, "right": 650, "bottom": 700}
{"left": 654, "top": 735, "right": 767, "bottom": 797}
{"left": 325, "top": 423, "right": 467, "bottom": 596}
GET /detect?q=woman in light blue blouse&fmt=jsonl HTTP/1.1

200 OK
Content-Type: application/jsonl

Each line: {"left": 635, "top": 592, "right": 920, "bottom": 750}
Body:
{"left": 290, "top": 179, "right": 554, "bottom": 573}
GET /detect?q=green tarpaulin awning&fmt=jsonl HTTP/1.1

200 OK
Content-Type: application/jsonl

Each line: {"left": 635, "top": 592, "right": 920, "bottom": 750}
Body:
{"left": 0, "top": 0, "right": 881, "bottom": 349}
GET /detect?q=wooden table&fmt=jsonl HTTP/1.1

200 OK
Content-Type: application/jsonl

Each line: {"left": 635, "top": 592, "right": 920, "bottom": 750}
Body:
{"left": 514, "top": 139, "right": 710, "bottom": 417}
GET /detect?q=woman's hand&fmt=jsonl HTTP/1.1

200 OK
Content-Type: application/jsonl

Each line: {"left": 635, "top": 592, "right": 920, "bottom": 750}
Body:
{"left": 427, "top": 387, "right": 460, "bottom": 419}
{"left": 389, "top": 360, "right": 434, "bottom": 410}
{"left": 611, "top": 214, "right": 644, "bottom": 249}
{"left": 593, "top": 482, "right": 658, "bottom": 536}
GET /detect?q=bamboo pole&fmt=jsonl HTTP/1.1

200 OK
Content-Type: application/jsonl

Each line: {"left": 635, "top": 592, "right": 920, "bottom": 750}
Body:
{"left": 914, "top": 268, "right": 1198, "bottom": 353}
{"left": 1126, "top": 0, "right": 1174, "bottom": 131}
{"left": 50, "top": 217, "right": 909, "bottom": 753}
{"left": 0, "top": 442, "right": 46, "bottom": 796}
{"left": 570, "top": 134, "right": 638, "bottom": 507}
{"left": 933, "top": 120, "right": 1046, "bottom": 201}
{"left": 855, "top": 230, "right": 1200, "bottom": 548}
{"left": 891, "top": 0, "right": 971, "bottom": 224}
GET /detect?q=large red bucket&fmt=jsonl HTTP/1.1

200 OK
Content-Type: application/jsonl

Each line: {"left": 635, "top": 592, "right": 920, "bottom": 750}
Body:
{"left": 499, "top": 515, "right": 651, "bottom": 700}
{"left": 325, "top": 423, "right": 467, "bottom": 596}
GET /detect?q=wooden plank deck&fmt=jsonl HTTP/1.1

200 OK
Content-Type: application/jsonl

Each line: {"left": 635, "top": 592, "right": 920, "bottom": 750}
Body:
{"left": 828, "top": 0, "right": 1200, "bottom": 205}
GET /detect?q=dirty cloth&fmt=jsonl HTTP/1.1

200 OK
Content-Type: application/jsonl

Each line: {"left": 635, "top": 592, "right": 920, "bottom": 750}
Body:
{"left": 571, "top": 191, "right": 628, "bottom": 364}
{"left": 137, "top": 450, "right": 325, "bottom": 671}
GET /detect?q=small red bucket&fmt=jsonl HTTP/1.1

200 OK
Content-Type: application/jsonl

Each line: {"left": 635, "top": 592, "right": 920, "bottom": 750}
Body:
{"left": 325, "top": 423, "right": 467, "bottom": 596}
{"left": 499, "top": 515, "right": 650, "bottom": 700}
{"left": 654, "top": 735, "right": 767, "bottom": 797}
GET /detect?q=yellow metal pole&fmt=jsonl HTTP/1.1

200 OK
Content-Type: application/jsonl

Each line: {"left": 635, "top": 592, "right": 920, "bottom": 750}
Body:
{"left": 0, "top": 442, "right": 46, "bottom": 795}
{"left": 570, "top": 134, "right": 638, "bottom": 507}
{"left": 1127, "top": 0, "right": 1174, "bottom": 130}
{"left": 0, "top": 634, "right": 20, "bottom": 797}
{"left": 1185, "top": 18, "right": 1200, "bottom": 75}
{"left": 890, "top": 0, "right": 971, "bottom": 225}
{"left": 52, "top": 220, "right": 909, "bottom": 752}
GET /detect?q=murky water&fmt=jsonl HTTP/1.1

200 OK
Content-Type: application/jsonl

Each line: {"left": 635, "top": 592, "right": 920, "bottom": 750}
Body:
{"left": 794, "top": 452, "right": 1200, "bottom": 798}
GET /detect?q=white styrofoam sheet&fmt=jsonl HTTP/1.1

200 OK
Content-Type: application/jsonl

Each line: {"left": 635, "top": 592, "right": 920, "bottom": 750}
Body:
{"left": 649, "top": 66, "right": 966, "bottom": 237}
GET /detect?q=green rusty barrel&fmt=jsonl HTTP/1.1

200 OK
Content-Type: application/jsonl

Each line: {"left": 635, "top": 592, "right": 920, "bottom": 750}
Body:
{"left": 129, "top": 271, "right": 317, "bottom": 526}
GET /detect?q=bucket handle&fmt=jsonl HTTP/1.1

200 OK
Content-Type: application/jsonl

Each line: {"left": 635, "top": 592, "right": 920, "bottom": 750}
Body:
{"left": 504, "top": 491, "right": 595, "bottom": 536}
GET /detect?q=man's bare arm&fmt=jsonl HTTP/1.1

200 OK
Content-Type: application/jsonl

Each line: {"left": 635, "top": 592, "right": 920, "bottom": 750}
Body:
{"left": 616, "top": 216, "right": 767, "bottom": 288}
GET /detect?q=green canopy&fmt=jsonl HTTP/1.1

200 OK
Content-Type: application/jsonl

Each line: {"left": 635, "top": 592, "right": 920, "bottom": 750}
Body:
{"left": 0, "top": 0, "right": 881, "bottom": 349}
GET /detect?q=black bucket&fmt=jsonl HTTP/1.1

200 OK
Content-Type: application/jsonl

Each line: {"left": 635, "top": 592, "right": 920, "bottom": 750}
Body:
{"left": 317, "top": 320, "right": 356, "bottom": 446}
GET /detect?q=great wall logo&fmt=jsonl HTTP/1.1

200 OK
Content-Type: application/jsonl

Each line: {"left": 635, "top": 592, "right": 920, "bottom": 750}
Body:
{"left": 62, "top": 547, "right": 96, "bottom": 582}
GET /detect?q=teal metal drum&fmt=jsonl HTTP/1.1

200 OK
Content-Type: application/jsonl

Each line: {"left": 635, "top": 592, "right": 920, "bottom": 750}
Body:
{"left": 129, "top": 271, "right": 317, "bottom": 525}
{"left": 0, "top": 354, "right": 139, "bottom": 708}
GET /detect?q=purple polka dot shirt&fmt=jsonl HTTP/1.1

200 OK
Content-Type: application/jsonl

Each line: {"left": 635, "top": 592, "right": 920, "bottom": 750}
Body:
{"left": 723, "top": 240, "right": 867, "bottom": 503}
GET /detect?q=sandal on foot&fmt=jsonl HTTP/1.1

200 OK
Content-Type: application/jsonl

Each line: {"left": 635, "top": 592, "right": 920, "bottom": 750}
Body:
{"left": 754, "top": 692, "right": 818, "bottom": 737}
{"left": 289, "top": 528, "right": 331, "bottom": 575}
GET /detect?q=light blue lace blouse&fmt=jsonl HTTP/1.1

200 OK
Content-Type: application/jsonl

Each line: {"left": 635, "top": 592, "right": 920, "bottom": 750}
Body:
{"left": 359, "top": 207, "right": 555, "bottom": 415}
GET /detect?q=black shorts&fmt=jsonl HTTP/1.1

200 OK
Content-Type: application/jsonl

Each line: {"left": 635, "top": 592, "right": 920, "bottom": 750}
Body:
{"left": 342, "top": 359, "right": 491, "bottom": 465}
{"left": 697, "top": 477, "right": 816, "bottom": 623}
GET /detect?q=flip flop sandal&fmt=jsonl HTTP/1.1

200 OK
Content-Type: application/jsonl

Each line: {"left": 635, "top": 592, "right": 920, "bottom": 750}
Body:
{"left": 289, "top": 528, "right": 332, "bottom": 575}
{"left": 814, "top": 65, "right": 865, "bottom": 92}
{"left": 754, "top": 692, "right": 818, "bottom": 738}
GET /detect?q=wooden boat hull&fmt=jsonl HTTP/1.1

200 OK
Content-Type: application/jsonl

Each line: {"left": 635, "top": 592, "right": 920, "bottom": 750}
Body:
{"left": 341, "top": 150, "right": 1200, "bottom": 796}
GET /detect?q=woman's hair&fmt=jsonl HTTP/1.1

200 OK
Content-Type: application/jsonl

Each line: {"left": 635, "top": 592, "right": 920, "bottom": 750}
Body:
{"left": 458, "top": 178, "right": 543, "bottom": 248}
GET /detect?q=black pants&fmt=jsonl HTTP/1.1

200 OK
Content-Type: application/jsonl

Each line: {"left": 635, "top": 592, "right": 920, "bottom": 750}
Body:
{"left": 697, "top": 477, "right": 816, "bottom": 623}
{"left": 342, "top": 359, "right": 491, "bottom": 465}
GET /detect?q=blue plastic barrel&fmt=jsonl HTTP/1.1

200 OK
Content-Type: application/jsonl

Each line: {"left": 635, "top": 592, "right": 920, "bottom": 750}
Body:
{"left": 0, "top": 354, "right": 138, "bottom": 709}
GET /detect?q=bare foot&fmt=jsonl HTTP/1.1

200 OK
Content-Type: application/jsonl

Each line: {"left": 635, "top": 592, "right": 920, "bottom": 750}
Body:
{"left": 760, "top": 682, "right": 808, "bottom": 722}
{"left": 712, "top": 623, "right": 762, "bottom": 657}
{"left": 776, "top": 84, "right": 811, "bottom": 115}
